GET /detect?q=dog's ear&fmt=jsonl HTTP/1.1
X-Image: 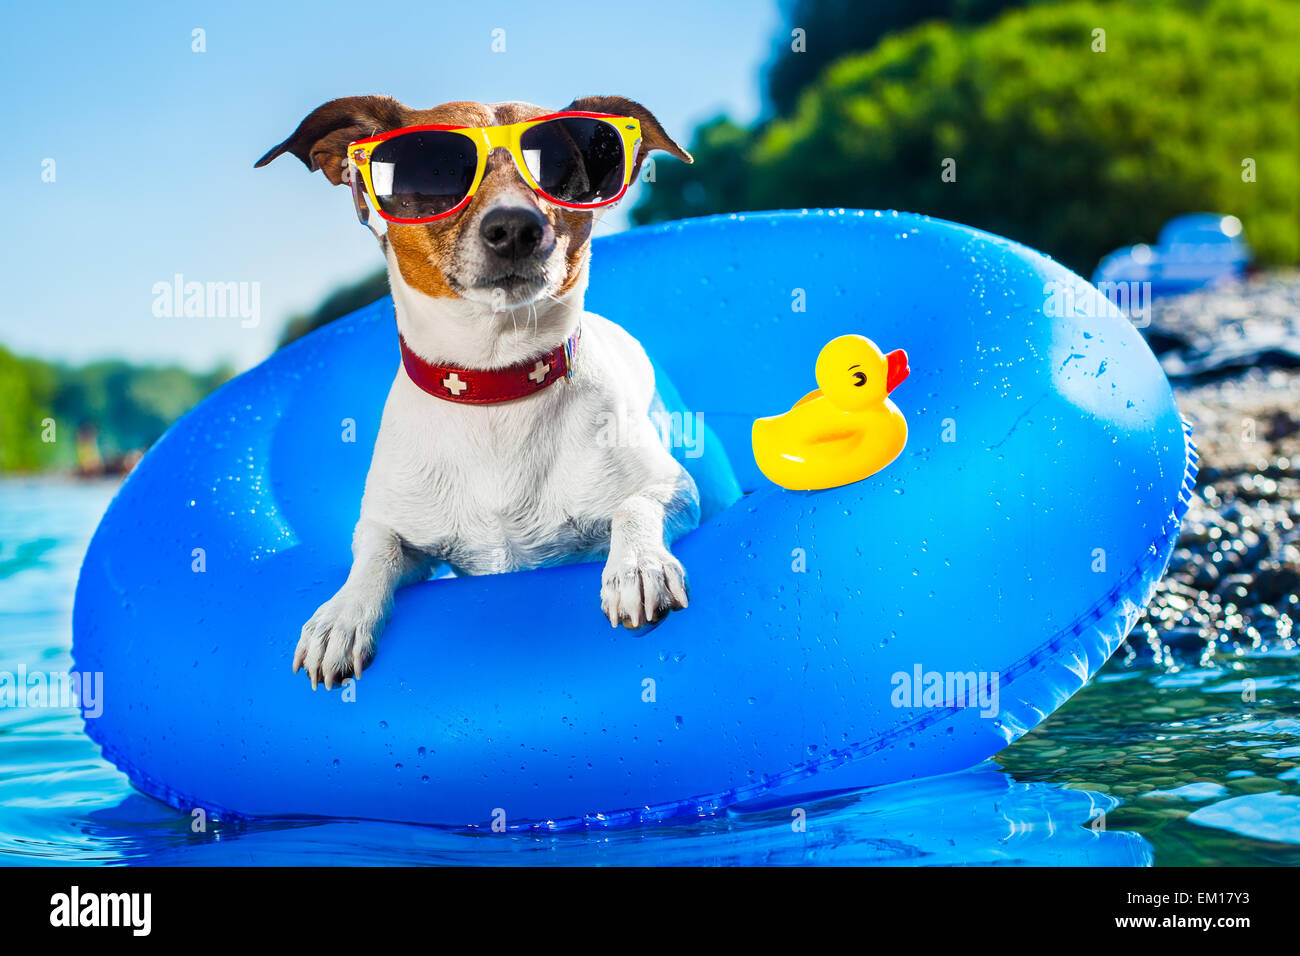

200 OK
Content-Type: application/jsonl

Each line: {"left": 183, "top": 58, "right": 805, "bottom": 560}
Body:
{"left": 255, "top": 95, "right": 408, "bottom": 185}
{"left": 563, "top": 95, "right": 693, "bottom": 179}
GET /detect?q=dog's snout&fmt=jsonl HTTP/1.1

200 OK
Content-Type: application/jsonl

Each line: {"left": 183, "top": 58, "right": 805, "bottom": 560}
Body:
{"left": 479, "top": 206, "right": 550, "bottom": 260}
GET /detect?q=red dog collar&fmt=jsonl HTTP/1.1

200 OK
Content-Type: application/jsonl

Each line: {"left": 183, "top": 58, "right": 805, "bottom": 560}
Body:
{"left": 398, "top": 328, "right": 581, "bottom": 405}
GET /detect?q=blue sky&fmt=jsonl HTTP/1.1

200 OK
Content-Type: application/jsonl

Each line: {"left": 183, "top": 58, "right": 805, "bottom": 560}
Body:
{"left": 2, "top": 0, "right": 780, "bottom": 371}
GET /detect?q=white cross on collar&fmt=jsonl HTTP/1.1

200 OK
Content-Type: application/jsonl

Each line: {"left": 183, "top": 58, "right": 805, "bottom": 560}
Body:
{"left": 442, "top": 372, "right": 468, "bottom": 395}
{"left": 528, "top": 360, "right": 551, "bottom": 384}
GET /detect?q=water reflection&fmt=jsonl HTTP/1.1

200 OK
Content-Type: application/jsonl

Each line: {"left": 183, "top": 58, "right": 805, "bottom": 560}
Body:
{"left": 0, "top": 763, "right": 1143, "bottom": 866}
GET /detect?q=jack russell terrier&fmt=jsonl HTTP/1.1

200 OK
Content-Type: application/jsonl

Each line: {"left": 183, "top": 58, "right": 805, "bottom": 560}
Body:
{"left": 256, "top": 95, "right": 700, "bottom": 689}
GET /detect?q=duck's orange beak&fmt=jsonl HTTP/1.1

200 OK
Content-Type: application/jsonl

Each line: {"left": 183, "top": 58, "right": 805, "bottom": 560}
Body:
{"left": 885, "top": 349, "right": 910, "bottom": 393}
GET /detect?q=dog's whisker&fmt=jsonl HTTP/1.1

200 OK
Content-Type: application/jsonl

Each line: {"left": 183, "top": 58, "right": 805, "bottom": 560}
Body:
{"left": 587, "top": 215, "right": 628, "bottom": 237}
{"left": 539, "top": 291, "right": 580, "bottom": 314}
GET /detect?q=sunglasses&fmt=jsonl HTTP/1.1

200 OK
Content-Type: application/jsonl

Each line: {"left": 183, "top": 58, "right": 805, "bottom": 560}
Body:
{"left": 346, "top": 111, "right": 643, "bottom": 226}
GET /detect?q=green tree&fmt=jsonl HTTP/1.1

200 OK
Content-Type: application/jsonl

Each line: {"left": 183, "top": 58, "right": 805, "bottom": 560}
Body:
{"left": 764, "top": 0, "right": 1042, "bottom": 116}
{"left": 636, "top": 0, "right": 1300, "bottom": 274}
{"left": 49, "top": 360, "right": 232, "bottom": 459}
{"left": 0, "top": 347, "right": 56, "bottom": 471}
{"left": 0, "top": 350, "right": 234, "bottom": 473}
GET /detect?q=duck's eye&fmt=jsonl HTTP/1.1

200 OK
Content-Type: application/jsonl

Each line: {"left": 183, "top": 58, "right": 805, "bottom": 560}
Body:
{"left": 852, "top": 371, "right": 867, "bottom": 387}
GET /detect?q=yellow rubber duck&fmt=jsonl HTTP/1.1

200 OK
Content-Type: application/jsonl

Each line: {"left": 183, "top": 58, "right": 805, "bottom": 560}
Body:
{"left": 752, "top": 334, "right": 909, "bottom": 491}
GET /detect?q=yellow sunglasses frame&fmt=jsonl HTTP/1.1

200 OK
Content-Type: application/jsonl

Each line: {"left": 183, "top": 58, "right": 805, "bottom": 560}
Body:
{"left": 346, "top": 112, "right": 643, "bottom": 226}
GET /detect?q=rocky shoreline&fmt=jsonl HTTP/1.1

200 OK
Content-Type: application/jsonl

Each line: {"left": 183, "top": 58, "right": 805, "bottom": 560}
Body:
{"left": 1128, "top": 272, "right": 1300, "bottom": 663}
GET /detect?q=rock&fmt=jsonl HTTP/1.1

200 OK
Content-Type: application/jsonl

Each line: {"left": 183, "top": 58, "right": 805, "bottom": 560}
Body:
{"left": 1248, "top": 564, "right": 1300, "bottom": 604}
{"left": 1129, "top": 272, "right": 1300, "bottom": 662}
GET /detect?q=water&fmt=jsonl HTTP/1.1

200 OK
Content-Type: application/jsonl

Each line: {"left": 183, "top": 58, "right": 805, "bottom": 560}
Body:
{"left": 1, "top": 478, "right": 1297, "bottom": 865}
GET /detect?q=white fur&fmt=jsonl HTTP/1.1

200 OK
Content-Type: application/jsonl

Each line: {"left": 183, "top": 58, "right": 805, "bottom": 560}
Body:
{"left": 294, "top": 209, "right": 699, "bottom": 689}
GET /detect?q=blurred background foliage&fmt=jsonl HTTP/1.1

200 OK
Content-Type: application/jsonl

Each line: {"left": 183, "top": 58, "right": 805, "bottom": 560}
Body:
{"left": 277, "top": 270, "right": 391, "bottom": 349}
{"left": 0, "top": 346, "right": 230, "bottom": 473}
{"left": 3, "top": 0, "right": 1296, "bottom": 472}
{"left": 762, "top": 0, "right": 1055, "bottom": 118}
{"left": 637, "top": 0, "right": 1300, "bottom": 274}
{"left": 0, "top": 347, "right": 55, "bottom": 471}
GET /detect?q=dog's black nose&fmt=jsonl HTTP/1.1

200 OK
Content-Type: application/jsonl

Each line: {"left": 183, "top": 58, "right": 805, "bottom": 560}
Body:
{"left": 479, "top": 206, "right": 548, "bottom": 259}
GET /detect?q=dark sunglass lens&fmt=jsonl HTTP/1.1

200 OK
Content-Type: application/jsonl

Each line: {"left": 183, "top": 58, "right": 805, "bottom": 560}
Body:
{"left": 369, "top": 131, "right": 477, "bottom": 219}
{"left": 519, "top": 118, "right": 625, "bottom": 205}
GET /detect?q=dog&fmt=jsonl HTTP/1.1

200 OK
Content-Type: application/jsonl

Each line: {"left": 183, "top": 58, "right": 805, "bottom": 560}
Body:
{"left": 256, "top": 95, "right": 700, "bottom": 689}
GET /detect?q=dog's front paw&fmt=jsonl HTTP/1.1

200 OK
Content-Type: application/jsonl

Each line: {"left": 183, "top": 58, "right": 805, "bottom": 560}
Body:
{"left": 600, "top": 549, "right": 689, "bottom": 629}
{"left": 293, "top": 591, "right": 383, "bottom": 690}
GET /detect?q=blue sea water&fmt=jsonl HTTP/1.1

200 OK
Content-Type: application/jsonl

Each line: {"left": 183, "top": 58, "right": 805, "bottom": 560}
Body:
{"left": 1, "top": 478, "right": 1297, "bottom": 866}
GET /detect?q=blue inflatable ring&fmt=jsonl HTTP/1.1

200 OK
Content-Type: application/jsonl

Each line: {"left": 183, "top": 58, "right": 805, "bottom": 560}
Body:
{"left": 73, "top": 210, "right": 1195, "bottom": 830}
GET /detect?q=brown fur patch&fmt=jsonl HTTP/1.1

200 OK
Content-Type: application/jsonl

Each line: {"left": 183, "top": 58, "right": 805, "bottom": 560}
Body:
{"left": 385, "top": 223, "right": 462, "bottom": 298}
{"left": 556, "top": 208, "right": 593, "bottom": 297}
